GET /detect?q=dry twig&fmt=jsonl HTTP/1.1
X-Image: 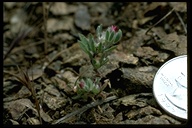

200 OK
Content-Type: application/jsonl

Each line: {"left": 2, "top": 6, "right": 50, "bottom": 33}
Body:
{"left": 174, "top": 10, "right": 187, "bottom": 34}
{"left": 5, "top": 66, "right": 43, "bottom": 124}
{"left": 145, "top": 8, "right": 175, "bottom": 36}
{"left": 43, "top": 2, "right": 48, "bottom": 55}
{"left": 52, "top": 95, "right": 117, "bottom": 124}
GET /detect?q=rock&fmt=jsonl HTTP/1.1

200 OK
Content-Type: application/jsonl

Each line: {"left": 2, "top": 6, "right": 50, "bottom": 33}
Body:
{"left": 113, "top": 93, "right": 153, "bottom": 107}
{"left": 27, "top": 65, "right": 43, "bottom": 81}
{"left": 74, "top": 5, "right": 91, "bottom": 30}
{"left": 4, "top": 2, "right": 17, "bottom": 9}
{"left": 100, "top": 103, "right": 115, "bottom": 119}
{"left": 169, "top": 2, "right": 186, "bottom": 12}
{"left": 120, "top": 115, "right": 170, "bottom": 124}
{"left": 134, "top": 46, "right": 157, "bottom": 65}
{"left": 9, "top": 9, "right": 29, "bottom": 35}
{"left": 157, "top": 32, "right": 187, "bottom": 56}
{"left": 79, "top": 65, "right": 95, "bottom": 78}
{"left": 4, "top": 96, "right": 53, "bottom": 123}
{"left": 120, "top": 29, "right": 151, "bottom": 54}
{"left": 47, "top": 17, "right": 74, "bottom": 33}
{"left": 44, "top": 85, "right": 62, "bottom": 97}
{"left": 134, "top": 46, "right": 170, "bottom": 65}
{"left": 98, "top": 62, "right": 119, "bottom": 77}
{"left": 92, "top": 51, "right": 138, "bottom": 78}
{"left": 24, "top": 45, "right": 38, "bottom": 55}
{"left": 84, "top": 107, "right": 114, "bottom": 124}
{"left": 135, "top": 46, "right": 158, "bottom": 58}
{"left": 88, "top": 2, "right": 115, "bottom": 26}
{"left": 89, "top": 2, "right": 112, "bottom": 17}
{"left": 126, "top": 106, "right": 162, "bottom": 119}
{"left": 51, "top": 75, "right": 74, "bottom": 96}
{"left": 62, "top": 70, "right": 78, "bottom": 85}
{"left": 43, "top": 89, "right": 68, "bottom": 111}
{"left": 61, "top": 43, "right": 88, "bottom": 67}
{"left": 3, "top": 86, "right": 31, "bottom": 102}
{"left": 109, "top": 51, "right": 139, "bottom": 66}
{"left": 135, "top": 115, "right": 170, "bottom": 124}
{"left": 53, "top": 33, "right": 74, "bottom": 42}
{"left": 50, "top": 2, "right": 77, "bottom": 15}
{"left": 113, "top": 112, "right": 123, "bottom": 123}
{"left": 120, "top": 66, "right": 158, "bottom": 88}
{"left": 4, "top": 99, "right": 36, "bottom": 120}
{"left": 119, "top": 119, "right": 136, "bottom": 124}
{"left": 153, "top": 52, "right": 170, "bottom": 64}
{"left": 160, "top": 115, "right": 182, "bottom": 124}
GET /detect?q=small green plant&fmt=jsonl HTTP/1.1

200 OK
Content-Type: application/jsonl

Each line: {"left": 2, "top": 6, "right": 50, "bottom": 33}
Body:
{"left": 73, "top": 24, "right": 122, "bottom": 100}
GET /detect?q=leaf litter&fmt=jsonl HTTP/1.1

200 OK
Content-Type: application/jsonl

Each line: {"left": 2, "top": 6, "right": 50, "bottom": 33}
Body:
{"left": 3, "top": 2, "right": 187, "bottom": 125}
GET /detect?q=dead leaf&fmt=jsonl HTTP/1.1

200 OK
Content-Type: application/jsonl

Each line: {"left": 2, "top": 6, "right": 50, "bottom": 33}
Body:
{"left": 43, "top": 92, "right": 68, "bottom": 111}
{"left": 157, "top": 32, "right": 187, "bottom": 56}
{"left": 40, "top": 109, "right": 53, "bottom": 122}
{"left": 27, "top": 117, "right": 40, "bottom": 125}
{"left": 4, "top": 98, "right": 36, "bottom": 120}
{"left": 113, "top": 93, "right": 153, "bottom": 107}
{"left": 3, "top": 86, "right": 31, "bottom": 102}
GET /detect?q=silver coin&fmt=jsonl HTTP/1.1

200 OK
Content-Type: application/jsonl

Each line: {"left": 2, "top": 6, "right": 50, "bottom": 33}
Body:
{"left": 153, "top": 55, "right": 187, "bottom": 120}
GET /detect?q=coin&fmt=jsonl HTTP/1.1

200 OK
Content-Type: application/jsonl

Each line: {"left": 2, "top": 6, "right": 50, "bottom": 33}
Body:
{"left": 153, "top": 55, "right": 187, "bottom": 120}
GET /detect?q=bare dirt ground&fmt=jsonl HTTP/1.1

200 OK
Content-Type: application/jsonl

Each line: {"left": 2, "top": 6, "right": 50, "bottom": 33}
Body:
{"left": 3, "top": 2, "right": 187, "bottom": 125}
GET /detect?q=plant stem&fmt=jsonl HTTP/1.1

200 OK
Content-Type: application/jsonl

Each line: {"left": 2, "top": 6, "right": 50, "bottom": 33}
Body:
{"left": 43, "top": 2, "right": 48, "bottom": 55}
